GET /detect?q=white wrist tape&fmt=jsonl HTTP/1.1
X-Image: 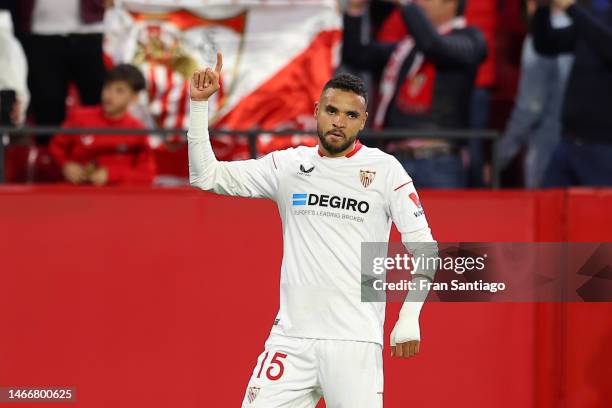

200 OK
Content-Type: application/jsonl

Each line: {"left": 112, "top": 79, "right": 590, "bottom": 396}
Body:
{"left": 390, "top": 300, "right": 423, "bottom": 346}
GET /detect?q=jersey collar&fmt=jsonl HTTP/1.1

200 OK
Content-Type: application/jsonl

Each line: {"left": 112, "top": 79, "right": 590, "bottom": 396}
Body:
{"left": 317, "top": 140, "right": 363, "bottom": 158}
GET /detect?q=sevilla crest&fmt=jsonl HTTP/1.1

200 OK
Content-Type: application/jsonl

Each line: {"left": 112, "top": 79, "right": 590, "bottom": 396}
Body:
{"left": 360, "top": 170, "right": 376, "bottom": 188}
{"left": 247, "top": 386, "right": 260, "bottom": 404}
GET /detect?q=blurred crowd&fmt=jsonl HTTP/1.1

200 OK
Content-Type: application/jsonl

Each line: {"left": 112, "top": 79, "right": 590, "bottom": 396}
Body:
{"left": 0, "top": 0, "right": 610, "bottom": 188}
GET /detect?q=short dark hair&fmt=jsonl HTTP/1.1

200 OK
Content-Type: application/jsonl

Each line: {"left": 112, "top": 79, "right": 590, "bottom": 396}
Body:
{"left": 104, "top": 64, "right": 146, "bottom": 93}
{"left": 322, "top": 73, "right": 368, "bottom": 104}
{"left": 456, "top": 0, "right": 467, "bottom": 16}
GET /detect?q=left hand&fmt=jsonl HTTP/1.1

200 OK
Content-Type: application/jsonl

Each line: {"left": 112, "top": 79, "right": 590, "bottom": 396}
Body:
{"left": 390, "top": 315, "right": 421, "bottom": 358}
{"left": 554, "top": 0, "right": 575, "bottom": 10}
{"left": 392, "top": 340, "right": 420, "bottom": 358}
{"left": 89, "top": 167, "right": 109, "bottom": 186}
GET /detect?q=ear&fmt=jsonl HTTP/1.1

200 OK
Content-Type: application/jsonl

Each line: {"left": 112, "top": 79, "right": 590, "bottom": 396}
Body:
{"left": 130, "top": 92, "right": 140, "bottom": 105}
{"left": 314, "top": 101, "right": 319, "bottom": 118}
{"left": 360, "top": 111, "right": 368, "bottom": 130}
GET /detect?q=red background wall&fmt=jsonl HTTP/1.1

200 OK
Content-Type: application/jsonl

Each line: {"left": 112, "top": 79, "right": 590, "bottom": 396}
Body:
{"left": 0, "top": 187, "right": 610, "bottom": 407}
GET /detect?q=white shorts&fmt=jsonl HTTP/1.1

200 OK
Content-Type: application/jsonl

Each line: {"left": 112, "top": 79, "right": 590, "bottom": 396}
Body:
{"left": 241, "top": 333, "right": 384, "bottom": 408}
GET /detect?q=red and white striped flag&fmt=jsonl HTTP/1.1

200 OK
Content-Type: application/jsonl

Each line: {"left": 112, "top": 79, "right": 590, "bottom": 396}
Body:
{"left": 104, "top": 0, "right": 341, "bottom": 160}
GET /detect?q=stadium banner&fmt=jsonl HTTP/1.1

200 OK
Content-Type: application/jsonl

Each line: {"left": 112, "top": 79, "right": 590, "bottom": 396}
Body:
{"left": 105, "top": 0, "right": 341, "bottom": 159}
{"left": 361, "top": 242, "right": 612, "bottom": 302}
{"left": 1, "top": 188, "right": 611, "bottom": 407}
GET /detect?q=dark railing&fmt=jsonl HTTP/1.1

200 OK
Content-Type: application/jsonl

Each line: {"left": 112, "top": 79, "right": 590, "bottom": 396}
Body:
{"left": 0, "top": 127, "right": 501, "bottom": 187}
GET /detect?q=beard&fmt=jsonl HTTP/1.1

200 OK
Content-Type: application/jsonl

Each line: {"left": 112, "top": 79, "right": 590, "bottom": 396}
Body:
{"left": 317, "top": 125, "right": 357, "bottom": 155}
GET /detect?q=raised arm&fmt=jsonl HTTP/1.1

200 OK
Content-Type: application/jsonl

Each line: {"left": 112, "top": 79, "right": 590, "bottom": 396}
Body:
{"left": 400, "top": 3, "right": 487, "bottom": 67}
{"left": 187, "top": 52, "right": 279, "bottom": 199}
{"left": 342, "top": 0, "right": 395, "bottom": 71}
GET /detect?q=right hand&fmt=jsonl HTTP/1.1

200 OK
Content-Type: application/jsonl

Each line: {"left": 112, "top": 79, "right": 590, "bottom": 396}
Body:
{"left": 190, "top": 51, "right": 223, "bottom": 102}
{"left": 62, "top": 162, "right": 86, "bottom": 184}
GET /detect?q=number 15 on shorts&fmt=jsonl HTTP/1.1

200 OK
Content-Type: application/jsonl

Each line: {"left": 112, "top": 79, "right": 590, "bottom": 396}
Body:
{"left": 256, "top": 351, "right": 287, "bottom": 381}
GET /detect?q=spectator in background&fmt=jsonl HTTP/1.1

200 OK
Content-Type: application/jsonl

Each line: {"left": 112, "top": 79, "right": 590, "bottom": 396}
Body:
{"left": 496, "top": 0, "right": 573, "bottom": 188}
{"left": 50, "top": 64, "right": 155, "bottom": 186}
{"left": 376, "top": 0, "right": 497, "bottom": 187}
{"left": 0, "top": 9, "right": 29, "bottom": 125}
{"left": 14, "top": 0, "right": 110, "bottom": 143}
{"left": 343, "top": 0, "right": 487, "bottom": 188}
{"left": 534, "top": 0, "right": 612, "bottom": 187}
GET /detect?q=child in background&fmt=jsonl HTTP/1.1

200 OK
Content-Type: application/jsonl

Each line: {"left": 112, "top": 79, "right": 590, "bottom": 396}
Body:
{"left": 50, "top": 64, "right": 155, "bottom": 186}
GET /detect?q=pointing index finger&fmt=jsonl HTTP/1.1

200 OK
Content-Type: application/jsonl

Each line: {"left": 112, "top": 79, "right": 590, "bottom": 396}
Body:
{"left": 214, "top": 51, "right": 223, "bottom": 74}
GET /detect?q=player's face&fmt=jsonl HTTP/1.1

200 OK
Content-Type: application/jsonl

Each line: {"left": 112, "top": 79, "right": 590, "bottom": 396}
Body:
{"left": 315, "top": 88, "right": 367, "bottom": 156}
{"left": 101, "top": 80, "right": 138, "bottom": 118}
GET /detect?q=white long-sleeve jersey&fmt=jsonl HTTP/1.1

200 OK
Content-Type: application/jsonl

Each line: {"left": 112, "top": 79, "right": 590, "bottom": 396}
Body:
{"left": 188, "top": 101, "right": 435, "bottom": 346}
